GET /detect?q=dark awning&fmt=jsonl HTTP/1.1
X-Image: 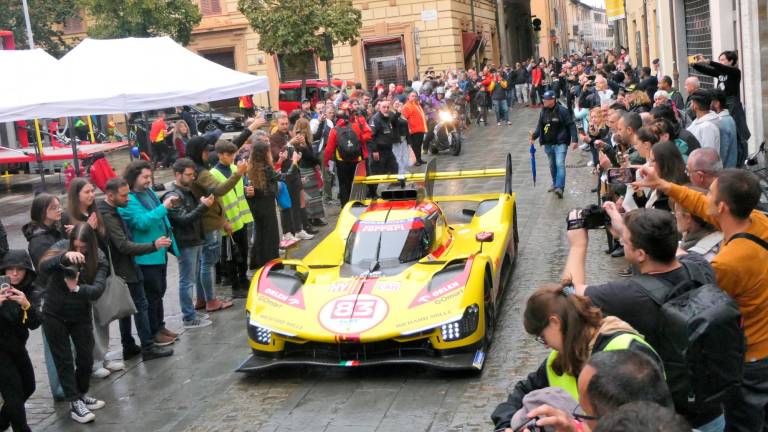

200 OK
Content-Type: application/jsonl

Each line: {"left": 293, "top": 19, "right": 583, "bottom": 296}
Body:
{"left": 462, "top": 31, "right": 482, "bottom": 62}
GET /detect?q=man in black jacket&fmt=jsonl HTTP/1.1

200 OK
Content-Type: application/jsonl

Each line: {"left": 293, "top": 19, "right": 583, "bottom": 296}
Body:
{"left": 530, "top": 91, "right": 578, "bottom": 198}
{"left": 98, "top": 178, "right": 173, "bottom": 361}
{"left": 368, "top": 100, "right": 401, "bottom": 197}
{"left": 164, "top": 158, "right": 214, "bottom": 329}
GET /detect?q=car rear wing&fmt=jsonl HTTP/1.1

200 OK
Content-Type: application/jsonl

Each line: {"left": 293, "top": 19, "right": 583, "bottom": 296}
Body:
{"left": 349, "top": 153, "right": 513, "bottom": 201}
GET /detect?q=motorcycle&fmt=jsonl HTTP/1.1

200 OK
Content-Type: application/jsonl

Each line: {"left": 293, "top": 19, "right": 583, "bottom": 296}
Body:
{"left": 429, "top": 108, "right": 462, "bottom": 156}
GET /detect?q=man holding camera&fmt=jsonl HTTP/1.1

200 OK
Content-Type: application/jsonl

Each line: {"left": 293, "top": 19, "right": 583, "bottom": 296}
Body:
{"left": 634, "top": 166, "right": 768, "bottom": 432}
{"left": 562, "top": 204, "right": 725, "bottom": 430}
{"left": 530, "top": 90, "right": 578, "bottom": 198}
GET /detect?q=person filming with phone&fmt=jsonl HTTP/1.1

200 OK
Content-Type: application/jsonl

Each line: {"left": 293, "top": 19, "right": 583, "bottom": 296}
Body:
{"left": 0, "top": 250, "right": 41, "bottom": 432}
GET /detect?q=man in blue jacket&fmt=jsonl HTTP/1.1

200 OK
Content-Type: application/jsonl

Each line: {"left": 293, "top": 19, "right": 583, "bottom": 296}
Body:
{"left": 118, "top": 160, "right": 180, "bottom": 346}
{"left": 530, "top": 90, "right": 578, "bottom": 198}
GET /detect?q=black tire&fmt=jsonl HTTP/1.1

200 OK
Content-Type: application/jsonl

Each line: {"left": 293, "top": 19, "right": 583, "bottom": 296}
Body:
{"left": 451, "top": 133, "right": 462, "bottom": 156}
{"left": 513, "top": 203, "right": 519, "bottom": 254}
{"left": 483, "top": 271, "right": 496, "bottom": 348}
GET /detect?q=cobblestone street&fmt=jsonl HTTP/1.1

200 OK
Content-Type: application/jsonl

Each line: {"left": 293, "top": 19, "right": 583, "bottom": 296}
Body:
{"left": 2, "top": 106, "right": 625, "bottom": 431}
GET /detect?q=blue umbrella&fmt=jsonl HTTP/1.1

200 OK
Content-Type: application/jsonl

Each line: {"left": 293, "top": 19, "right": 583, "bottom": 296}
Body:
{"left": 529, "top": 142, "right": 537, "bottom": 186}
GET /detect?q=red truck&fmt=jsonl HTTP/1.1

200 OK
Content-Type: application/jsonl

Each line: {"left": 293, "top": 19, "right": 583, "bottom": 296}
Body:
{"left": 278, "top": 79, "right": 352, "bottom": 112}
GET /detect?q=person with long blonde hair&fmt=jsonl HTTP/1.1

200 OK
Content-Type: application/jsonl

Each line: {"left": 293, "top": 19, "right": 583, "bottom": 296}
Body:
{"left": 293, "top": 118, "right": 326, "bottom": 228}
{"left": 172, "top": 120, "right": 191, "bottom": 158}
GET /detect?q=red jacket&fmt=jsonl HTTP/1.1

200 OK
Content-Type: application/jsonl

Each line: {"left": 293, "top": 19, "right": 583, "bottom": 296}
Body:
{"left": 324, "top": 118, "right": 372, "bottom": 167}
{"left": 532, "top": 67, "right": 543, "bottom": 87}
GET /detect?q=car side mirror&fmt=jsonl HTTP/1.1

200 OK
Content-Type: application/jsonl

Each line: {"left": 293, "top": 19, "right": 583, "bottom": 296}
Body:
{"left": 476, "top": 232, "right": 494, "bottom": 242}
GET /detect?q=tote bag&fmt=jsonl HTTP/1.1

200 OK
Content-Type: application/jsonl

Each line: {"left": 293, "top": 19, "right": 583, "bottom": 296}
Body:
{"left": 93, "top": 246, "right": 137, "bottom": 327}
{"left": 277, "top": 181, "right": 292, "bottom": 209}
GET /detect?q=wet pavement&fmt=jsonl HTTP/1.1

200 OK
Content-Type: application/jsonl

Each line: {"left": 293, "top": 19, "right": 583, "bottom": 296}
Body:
{"left": 2, "top": 106, "right": 625, "bottom": 431}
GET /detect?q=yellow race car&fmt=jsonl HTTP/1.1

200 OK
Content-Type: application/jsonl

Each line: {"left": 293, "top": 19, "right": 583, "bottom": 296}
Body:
{"left": 238, "top": 155, "right": 518, "bottom": 372}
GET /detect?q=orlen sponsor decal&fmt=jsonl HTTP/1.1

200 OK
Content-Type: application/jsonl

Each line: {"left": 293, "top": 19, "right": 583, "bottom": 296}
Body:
{"left": 318, "top": 294, "right": 389, "bottom": 334}
{"left": 409, "top": 258, "right": 473, "bottom": 308}
{"left": 257, "top": 261, "right": 305, "bottom": 309}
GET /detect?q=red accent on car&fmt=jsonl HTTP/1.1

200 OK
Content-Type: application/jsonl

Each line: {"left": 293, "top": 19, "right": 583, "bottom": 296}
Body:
{"left": 408, "top": 257, "right": 474, "bottom": 308}
{"left": 257, "top": 261, "right": 306, "bottom": 309}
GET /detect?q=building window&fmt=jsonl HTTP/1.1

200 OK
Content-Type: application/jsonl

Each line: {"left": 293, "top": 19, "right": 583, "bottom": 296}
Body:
{"left": 553, "top": 8, "right": 559, "bottom": 27}
{"left": 199, "top": 0, "right": 222, "bottom": 16}
{"left": 62, "top": 15, "right": 84, "bottom": 34}
{"left": 277, "top": 51, "right": 318, "bottom": 82}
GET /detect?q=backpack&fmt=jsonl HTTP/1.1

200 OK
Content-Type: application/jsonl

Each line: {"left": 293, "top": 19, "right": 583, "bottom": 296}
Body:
{"left": 335, "top": 125, "right": 362, "bottom": 162}
{"left": 631, "top": 261, "right": 745, "bottom": 414}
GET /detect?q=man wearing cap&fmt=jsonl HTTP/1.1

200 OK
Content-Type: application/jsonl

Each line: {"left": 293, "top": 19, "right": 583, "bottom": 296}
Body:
{"left": 530, "top": 90, "right": 578, "bottom": 198}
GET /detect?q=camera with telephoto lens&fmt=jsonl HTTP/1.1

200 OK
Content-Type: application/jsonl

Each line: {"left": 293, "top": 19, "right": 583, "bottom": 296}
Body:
{"left": 567, "top": 205, "right": 610, "bottom": 230}
{"left": 63, "top": 264, "right": 83, "bottom": 279}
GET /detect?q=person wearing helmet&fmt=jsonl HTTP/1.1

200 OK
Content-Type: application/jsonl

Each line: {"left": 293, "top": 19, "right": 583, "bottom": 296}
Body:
{"left": 529, "top": 90, "right": 578, "bottom": 198}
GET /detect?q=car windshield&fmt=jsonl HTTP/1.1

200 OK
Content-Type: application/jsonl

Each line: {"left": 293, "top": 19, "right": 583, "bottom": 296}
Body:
{"left": 344, "top": 219, "right": 433, "bottom": 267}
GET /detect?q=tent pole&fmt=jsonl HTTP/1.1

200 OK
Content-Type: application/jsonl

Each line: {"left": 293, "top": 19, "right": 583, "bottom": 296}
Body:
{"left": 33, "top": 119, "right": 46, "bottom": 190}
{"left": 67, "top": 117, "right": 81, "bottom": 177}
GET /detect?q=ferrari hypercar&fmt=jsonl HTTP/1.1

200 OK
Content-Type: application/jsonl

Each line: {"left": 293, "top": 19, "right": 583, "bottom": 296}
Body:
{"left": 238, "top": 155, "right": 518, "bottom": 372}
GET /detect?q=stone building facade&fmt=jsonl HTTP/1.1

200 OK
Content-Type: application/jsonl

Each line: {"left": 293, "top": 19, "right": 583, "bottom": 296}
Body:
{"left": 188, "top": 0, "right": 504, "bottom": 107}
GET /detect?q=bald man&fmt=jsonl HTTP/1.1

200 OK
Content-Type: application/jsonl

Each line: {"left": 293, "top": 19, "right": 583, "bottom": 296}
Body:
{"left": 686, "top": 148, "right": 722, "bottom": 189}
{"left": 683, "top": 76, "right": 700, "bottom": 125}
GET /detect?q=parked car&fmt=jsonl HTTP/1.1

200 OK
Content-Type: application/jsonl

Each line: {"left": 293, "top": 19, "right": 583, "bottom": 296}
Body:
{"left": 145, "top": 103, "right": 244, "bottom": 133}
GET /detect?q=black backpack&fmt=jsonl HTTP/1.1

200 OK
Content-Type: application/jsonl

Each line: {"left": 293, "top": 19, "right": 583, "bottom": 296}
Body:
{"left": 631, "top": 260, "right": 745, "bottom": 414}
{"left": 335, "top": 125, "right": 362, "bottom": 162}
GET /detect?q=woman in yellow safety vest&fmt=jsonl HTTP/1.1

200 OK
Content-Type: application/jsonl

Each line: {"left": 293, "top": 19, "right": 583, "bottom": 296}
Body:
{"left": 490, "top": 281, "right": 663, "bottom": 431}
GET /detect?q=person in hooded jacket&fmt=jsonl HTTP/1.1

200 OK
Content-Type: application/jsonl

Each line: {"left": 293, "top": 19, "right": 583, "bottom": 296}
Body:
{"left": 22, "top": 193, "right": 66, "bottom": 400}
{"left": 39, "top": 223, "right": 108, "bottom": 424}
{"left": 0, "top": 250, "right": 41, "bottom": 432}
{"left": 324, "top": 105, "right": 372, "bottom": 206}
{"left": 490, "top": 282, "right": 662, "bottom": 431}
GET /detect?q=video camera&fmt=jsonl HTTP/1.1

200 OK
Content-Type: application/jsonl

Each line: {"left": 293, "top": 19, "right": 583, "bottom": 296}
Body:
{"left": 566, "top": 205, "right": 610, "bottom": 230}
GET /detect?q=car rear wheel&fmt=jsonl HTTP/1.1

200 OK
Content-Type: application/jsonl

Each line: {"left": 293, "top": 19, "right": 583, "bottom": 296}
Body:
{"left": 483, "top": 271, "right": 496, "bottom": 348}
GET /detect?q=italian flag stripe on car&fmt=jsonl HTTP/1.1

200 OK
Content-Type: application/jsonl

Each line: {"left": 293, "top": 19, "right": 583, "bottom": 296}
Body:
{"left": 340, "top": 361, "right": 360, "bottom": 367}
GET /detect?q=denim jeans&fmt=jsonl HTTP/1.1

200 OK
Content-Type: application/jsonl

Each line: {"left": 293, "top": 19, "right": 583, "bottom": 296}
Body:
{"left": 178, "top": 245, "right": 202, "bottom": 321}
{"left": 197, "top": 230, "right": 221, "bottom": 302}
{"left": 724, "top": 356, "right": 768, "bottom": 432}
{"left": 492, "top": 99, "right": 508, "bottom": 123}
{"left": 515, "top": 84, "right": 529, "bottom": 104}
{"left": 544, "top": 143, "right": 567, "bottom": 190}
{"left": 697, "top": 414, "right": 725, "bottom": 432}
{"left": 139, "top": 264, "right": 168, "bottom": 337}
{"left": 118, "top": 280, "right": 154, "bottom": 348}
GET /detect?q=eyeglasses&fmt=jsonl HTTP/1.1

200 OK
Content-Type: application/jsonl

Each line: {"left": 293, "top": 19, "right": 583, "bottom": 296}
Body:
{"left": 48, "top": 205, "right": 63, "bottom": 211}
{"left": 572, "top": 405, "right": 599, "bottom": 422}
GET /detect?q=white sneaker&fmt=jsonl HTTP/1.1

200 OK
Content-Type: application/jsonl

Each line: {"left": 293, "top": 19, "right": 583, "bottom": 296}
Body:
{"left": 587, "top": 161, "right": 595, "bottom": 167}
{"left": 70, "top": 400, "right": 95, "bottom": 423}
{"left": 295, "top": 230, "right": 314, "bottom": 240}
{"left": 282, "top": 233, "right": 296, "bottom": 242}
{"left": 91, "top": 367, "right": 111, "bottom": 379}
{"left": 196, "top": 312, "right": 210, "bottom": 320}
{"left": 497, "top": 122, "right": 502, "bottom": 126}
{"left": 104, "top": 360, "right": 125, "bottom": 371}
{"left": 81, "top": 395, "right": 106, "bottom": 410}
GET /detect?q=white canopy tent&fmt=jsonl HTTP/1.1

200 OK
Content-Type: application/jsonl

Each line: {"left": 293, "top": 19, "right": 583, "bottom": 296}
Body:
{"left": 0, "top": 36, "right": 269, "bottom": 122}
{"left": 0, "top": 49, "right": 60, "bottom": 123}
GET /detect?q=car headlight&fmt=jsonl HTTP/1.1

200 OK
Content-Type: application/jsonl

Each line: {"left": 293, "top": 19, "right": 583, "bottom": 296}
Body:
{"left": 440, "top": 304, "right": 480, "bottom": 342}
{"left": 247, "top": 311, "right": 273, "bottom": 345}
{"left": 439, "top": 111, "right": 454, "bottom": 122}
